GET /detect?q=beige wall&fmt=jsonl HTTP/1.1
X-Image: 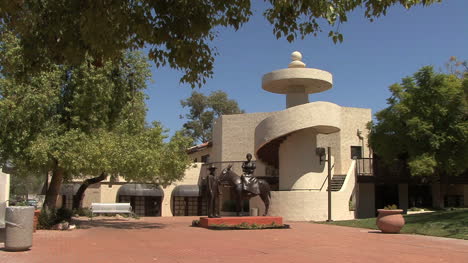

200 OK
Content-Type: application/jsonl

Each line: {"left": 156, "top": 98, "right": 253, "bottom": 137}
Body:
{"left": 212, "top": 117, "right": 223, "bottom": 163}
{"left": 188, "top": 147, "right": 212, "bottom": 163}
{"left": 337, "top": 107, "right": 372, "bottom": 175}
{"left": 251, "top": 160, "right": 356, "bottom": 221}
{"left": 0, "top": 171, "right": 10, "bottom": 205}
{"left": 99, "top": 183, "right": 122, "bottom": 203}
{"left": 316, "top": 133, "right": 341, "bottom": 173}
{"left": 278, "top": 129, "right": 335, "bottom": 191}
{"left": 81, "top": 183, "right": 101, "bottom": 207}
{"left": 161, "top": 163, "right": 203, "bottom": 217}
{"left": 213, "top": 112, "right": 274, "bottom": 176}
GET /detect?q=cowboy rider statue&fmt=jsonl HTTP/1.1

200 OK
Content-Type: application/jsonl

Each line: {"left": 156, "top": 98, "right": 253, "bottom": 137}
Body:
{"left": 241, "top": 153, "right": 260, "bottom": 195}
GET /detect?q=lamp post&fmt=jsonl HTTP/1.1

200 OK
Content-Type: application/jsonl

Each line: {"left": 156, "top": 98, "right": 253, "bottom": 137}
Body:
{"left": 317, "top": 147, "right": 333, "bottom": 222}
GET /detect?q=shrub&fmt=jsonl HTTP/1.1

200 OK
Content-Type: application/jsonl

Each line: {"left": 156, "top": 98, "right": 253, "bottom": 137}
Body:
{"left": 38, "top": 207, "right": 73, "bottom": 229}
{"left": 56, "top": 207, "right": 73, "bottom": 221}
{"left": 38, "top": 208, "right": 56, "bottom": 229}
{"left": 192, "top": 220, "right": 200, "bottom": 227}
{"left": 383, "top": 204, "right": 398, "bottom": 210}
{"left": 74, "top": 207, "right": 93, "bottom": 217}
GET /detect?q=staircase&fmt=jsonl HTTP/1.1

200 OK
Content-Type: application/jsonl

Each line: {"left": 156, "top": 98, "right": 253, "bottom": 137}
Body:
{"left": 328, "top": 175, "right": 346, "bottom": 191}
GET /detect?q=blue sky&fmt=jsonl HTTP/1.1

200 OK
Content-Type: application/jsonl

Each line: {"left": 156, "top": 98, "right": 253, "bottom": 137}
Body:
{"left": 145, "top": 1, "right": 468, "bottom": 137}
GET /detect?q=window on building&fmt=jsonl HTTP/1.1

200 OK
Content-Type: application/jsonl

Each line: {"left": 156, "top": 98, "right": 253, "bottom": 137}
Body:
{"left": 201, "top": 154, "right": 210, "bottom": 163}
{"left": 351, "top": 146, "right": 362, "bottom": 159}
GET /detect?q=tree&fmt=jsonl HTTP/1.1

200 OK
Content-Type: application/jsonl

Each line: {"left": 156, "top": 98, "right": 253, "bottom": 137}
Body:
{"left": 0, "top": 0, "right": 442, "bottom": 87}
{"left": 369, "top": 66, "right": 467, "bottom": 207}
{"left": 181, "top": 91, "right": 244, "bottom": 144}
{"left": 0, "top": 32, "right": 192, "bottom": 209}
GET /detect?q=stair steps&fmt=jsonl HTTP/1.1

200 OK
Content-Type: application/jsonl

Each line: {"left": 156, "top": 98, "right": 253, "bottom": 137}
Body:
{"left": 327, "top": 175, "right": 346, "bottom": 191}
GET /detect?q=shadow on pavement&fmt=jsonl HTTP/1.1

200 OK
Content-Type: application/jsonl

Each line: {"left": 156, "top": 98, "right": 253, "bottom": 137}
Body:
{"left": 368, "top": 230, "right": 384, "bottom": 234}
{"left": 73, "top": 218, "right": 166, "bottom": 230}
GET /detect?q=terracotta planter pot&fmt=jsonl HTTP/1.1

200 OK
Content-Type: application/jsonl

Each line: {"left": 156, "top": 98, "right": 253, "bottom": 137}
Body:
{"left": 376, "top": 209, "right": 405, "bottom": 233}
{"left": 33, "top": 210, "right": 41, "bottom": 232}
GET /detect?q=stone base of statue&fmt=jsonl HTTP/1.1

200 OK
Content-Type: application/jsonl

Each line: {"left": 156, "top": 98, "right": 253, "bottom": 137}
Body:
{"left": 199, "top": 216, "right": 283, "bottom": 228}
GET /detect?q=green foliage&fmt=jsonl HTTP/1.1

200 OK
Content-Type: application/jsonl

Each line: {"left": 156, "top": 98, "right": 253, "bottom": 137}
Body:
{"left": 191, "top": 220, "right": 200, "bottom": 227}
{"left": 73, "top": 207, "right": 93, "bottom": 218}
{"left": 0, "top": 32, "right": 193, "bottom": 208}
{"left": 409, "top": 207, "right": 425, "bottom": 212}
{"left": 369, "top": 66, "right": 468, "bottom": 177}
{"left": 384, "top": 204, "right": 398, "bottom": 210}
{"left": 323, "top": 209, "right": 468, "bottom": 240}
{"left": 0, "top": 1, "right": 441, "bottom": 87}
{"left": 181, "top": 91, "right": 244, "bottom": 143}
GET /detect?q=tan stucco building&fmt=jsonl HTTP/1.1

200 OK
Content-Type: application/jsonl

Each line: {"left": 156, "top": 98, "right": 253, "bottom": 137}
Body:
{"left": 52, "top": 51, "right": 467, "bottom": 220}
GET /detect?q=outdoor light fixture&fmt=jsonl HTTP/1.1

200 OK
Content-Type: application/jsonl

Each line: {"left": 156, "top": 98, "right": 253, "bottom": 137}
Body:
{"left": 316, "top": 147, "right": 326, "bottom": 164}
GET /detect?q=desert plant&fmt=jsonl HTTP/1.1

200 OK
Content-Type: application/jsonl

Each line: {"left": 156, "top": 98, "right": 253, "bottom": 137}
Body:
{"left": 191, "top": 220, "right": 200, "bottom": 227}
{"left": 383, "top": 204, "right": 398, "bottom": 210}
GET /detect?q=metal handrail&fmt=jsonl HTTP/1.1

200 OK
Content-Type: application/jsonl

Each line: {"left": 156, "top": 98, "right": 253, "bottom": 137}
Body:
{"left": 355, "top": 157, "right": 373, "bottom": 176}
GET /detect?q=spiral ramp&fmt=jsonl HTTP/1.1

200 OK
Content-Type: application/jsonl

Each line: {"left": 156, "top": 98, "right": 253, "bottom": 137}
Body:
{"left": 252, "top": 101, "right": 357, "bottom": 221}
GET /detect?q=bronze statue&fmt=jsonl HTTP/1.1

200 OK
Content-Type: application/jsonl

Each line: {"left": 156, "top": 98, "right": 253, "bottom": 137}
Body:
{"left": 207, "top": 164, "right": 220, "bottom": 218}
{"left": 241, "top": 153, "right": 260, "bottom": 195}
{"left": 219, "top": 155, "right": 271, "bottom": 216}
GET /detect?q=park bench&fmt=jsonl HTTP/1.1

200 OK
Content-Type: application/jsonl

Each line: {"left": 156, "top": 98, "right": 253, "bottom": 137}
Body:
{"left": 90, "top": 203, "right": 132, "bottom": 218}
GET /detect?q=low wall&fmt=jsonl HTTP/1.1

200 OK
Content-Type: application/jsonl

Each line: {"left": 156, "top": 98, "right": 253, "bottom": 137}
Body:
{"left": 250, "top": 161, "right": 356, "bottom": 221}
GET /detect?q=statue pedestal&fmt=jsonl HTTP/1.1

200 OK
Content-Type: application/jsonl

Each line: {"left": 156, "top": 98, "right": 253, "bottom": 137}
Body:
{"left": 199, "top": 216, "right": 283, "bottom": 228}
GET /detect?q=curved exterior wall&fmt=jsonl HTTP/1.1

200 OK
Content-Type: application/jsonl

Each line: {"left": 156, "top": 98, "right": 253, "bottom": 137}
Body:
{"left": 249, "top": 100, "right": 370, "bottom": 221}
{"left": 255, "top": 101, "right": 341, "bottom": 152}
{"left": 209, "top": 100, "right": 371, "bottom": 221}
{"left": 251, "top": 160, "right": 357, "bottom": 221}
{"left": 279, "top": 129, "right": 333, "bottom": 190}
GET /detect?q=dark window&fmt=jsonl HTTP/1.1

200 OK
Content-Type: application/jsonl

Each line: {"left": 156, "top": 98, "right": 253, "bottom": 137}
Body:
{"left": 351, "top": 146, "right": 362, "bottom": 159}
{"left": 201, "top": 154, "right": 210, "bottom": 163}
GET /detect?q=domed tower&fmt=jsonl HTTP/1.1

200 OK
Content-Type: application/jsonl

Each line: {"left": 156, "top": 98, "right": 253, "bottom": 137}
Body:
{"left": 262, "top": 51, "right": 333, "bottom": 108}
{"left": 255, "top": 51, "right": 341, "bottom": 191}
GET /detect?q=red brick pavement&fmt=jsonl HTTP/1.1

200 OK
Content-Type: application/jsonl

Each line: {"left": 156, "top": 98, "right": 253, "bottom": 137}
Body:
{"left": 1, "top": 216, "right": 467, "bottom": 263}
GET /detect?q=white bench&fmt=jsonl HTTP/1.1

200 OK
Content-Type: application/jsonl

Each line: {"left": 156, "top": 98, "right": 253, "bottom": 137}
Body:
{"left": 90, "top": 203, "right": 132, "bottom": 218}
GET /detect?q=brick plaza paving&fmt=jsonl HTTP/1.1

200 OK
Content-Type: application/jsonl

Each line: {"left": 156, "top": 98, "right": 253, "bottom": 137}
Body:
{"left": 1, "top": 216, "right": 467, "bottom": 263}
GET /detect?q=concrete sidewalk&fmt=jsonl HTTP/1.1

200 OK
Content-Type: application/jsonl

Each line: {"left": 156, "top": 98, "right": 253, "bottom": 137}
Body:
{"left": 1, "top": 216, "right": 467, "bottom": 263}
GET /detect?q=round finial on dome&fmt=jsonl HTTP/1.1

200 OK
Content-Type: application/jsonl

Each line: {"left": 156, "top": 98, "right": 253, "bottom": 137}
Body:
{"left": 291, "top": 51, "right": 302, "bottom": 61}
{"left": 288, "top": 51, "right": 306, "bottom": 68}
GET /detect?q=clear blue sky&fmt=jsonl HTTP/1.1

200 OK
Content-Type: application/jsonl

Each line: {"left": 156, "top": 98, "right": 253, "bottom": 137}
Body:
{"left": 145, "top": 0, "right": 468, "bottom": 137}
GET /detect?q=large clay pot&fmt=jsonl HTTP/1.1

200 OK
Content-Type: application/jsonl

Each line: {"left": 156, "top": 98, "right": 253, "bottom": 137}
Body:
{"left": 376, "top": 209, "right": 405, "bottom": 233}
{"left": 5, "top": 206, "right": 34, "bottom": 251}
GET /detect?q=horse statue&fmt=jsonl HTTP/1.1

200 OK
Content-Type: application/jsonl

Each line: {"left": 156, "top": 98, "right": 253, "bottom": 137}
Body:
{"left": 219, "top": 164, "right": 271, "bottom": 216}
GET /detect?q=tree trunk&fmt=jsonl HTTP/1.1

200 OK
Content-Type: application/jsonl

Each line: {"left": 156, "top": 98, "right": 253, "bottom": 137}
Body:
{"left": 438, "top": 172, "right": 448, "bottom": 209}
{"left": 44, "top": 162, "right": 64, "bottom": 210}
{"left": 72, "top": 172, "right": 108, "bottom": 210}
